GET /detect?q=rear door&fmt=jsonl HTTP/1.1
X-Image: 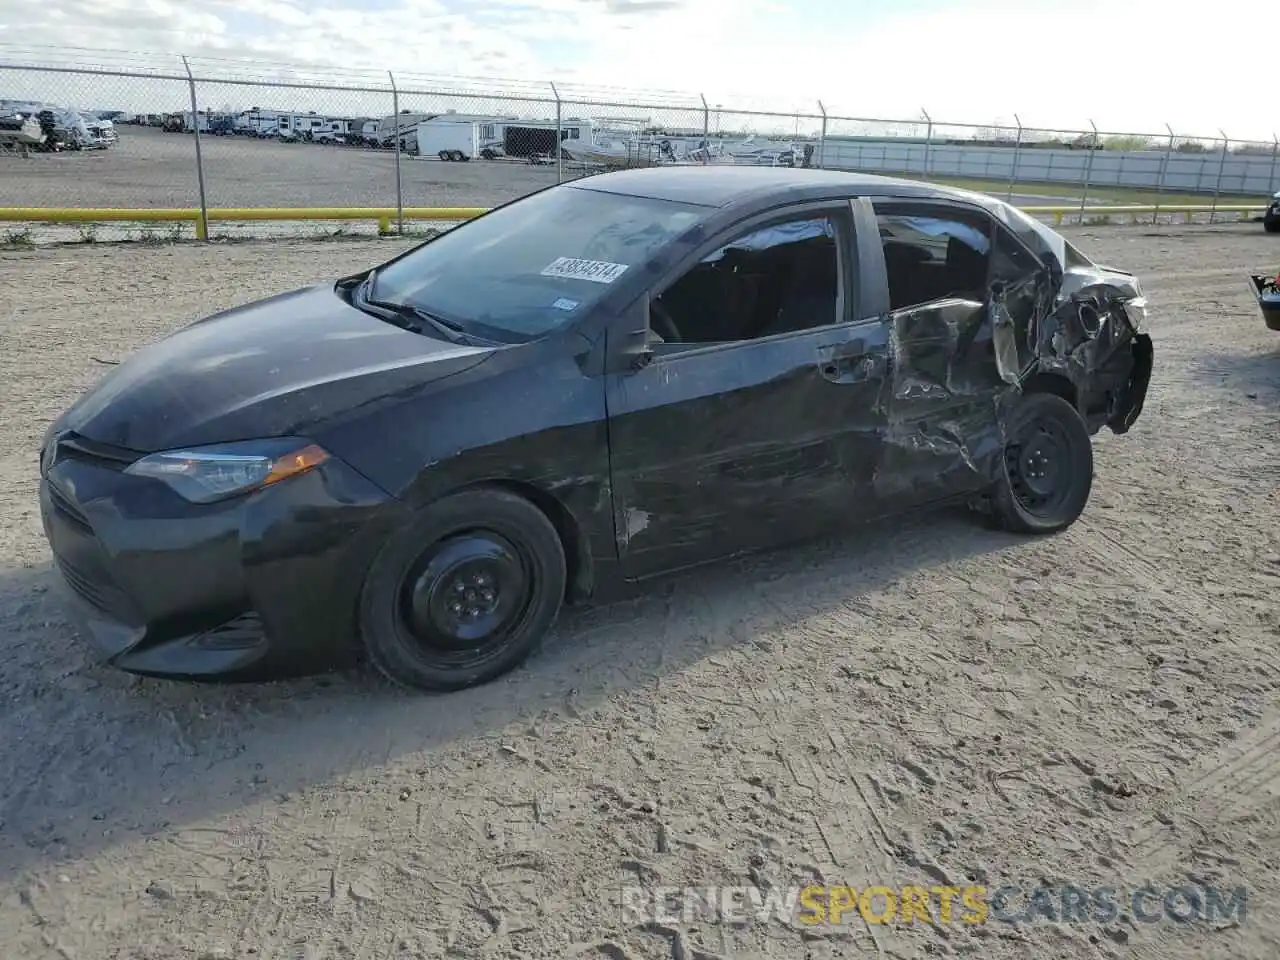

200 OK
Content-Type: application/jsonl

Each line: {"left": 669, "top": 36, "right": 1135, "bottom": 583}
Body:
{"left": 864, "top": 197, "right": 1021, "bottom": 507}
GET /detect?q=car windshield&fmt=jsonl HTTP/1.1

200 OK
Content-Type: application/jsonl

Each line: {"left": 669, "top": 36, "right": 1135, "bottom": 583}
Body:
{"left": 368, "top": 185, "right": 710, "bottom": 342}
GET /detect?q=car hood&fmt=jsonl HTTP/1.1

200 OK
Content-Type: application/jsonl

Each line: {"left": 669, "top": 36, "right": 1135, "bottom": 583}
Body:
{"left": 52, "top": 283, "right": 495, "bottom": 453}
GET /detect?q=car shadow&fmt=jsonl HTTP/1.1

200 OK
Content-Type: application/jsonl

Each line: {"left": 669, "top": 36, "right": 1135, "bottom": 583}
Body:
{"left": 0, "top": 507, "right": 1025, "bottom": 877}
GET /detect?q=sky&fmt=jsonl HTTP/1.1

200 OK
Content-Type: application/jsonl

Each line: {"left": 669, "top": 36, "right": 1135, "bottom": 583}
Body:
{"left": 0, "top": 0, "right": 1275, "bottom": 142}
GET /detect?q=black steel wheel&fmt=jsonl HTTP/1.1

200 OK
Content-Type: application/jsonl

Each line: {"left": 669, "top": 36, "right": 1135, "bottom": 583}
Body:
{"left": 990, "top": 391, "right": 1094, "bottom": 534}
{"left": 360, "top": 488, "right": 566, "bottom": 691}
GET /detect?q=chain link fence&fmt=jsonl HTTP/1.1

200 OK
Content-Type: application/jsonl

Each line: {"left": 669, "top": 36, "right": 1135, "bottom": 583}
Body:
{"left": 2, "top": 46, "right": 1278, "bottom": 242}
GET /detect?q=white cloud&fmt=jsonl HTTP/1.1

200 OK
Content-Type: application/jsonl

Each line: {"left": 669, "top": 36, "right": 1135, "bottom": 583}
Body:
{"left": 0, "top": 0, "right": 1276, "bottom": 140}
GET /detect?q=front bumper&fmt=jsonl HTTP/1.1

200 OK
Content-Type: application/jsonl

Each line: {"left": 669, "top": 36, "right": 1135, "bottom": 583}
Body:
{"left": 38, "top": 434, "right": 406, "bottom": 681}
{"left": 1106, "top": 333, "right": 1154, "bottom": 434}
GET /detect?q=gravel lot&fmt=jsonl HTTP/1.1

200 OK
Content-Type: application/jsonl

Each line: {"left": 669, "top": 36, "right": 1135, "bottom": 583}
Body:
{"left": 0, "top": 125, "right": 564, "bottom": 209}
{"left": 1, "top": 224, "right": 1279, "bottom": 959}
{"left": 3, "top": 125, "right": 1127, "bottom": 218}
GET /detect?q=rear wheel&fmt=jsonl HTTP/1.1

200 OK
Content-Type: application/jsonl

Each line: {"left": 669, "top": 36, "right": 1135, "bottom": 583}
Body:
{"left": 359, "top": 488, "right": 566, "bottom": 691}
{"left": 1264, "top": 218, "right": 1280, "bottom": 234}
{"left": 989, "top": 392, "right": 1094, "bottom": 534}
{"left": 438, "top": 150, "right": 451, "bottom": 161}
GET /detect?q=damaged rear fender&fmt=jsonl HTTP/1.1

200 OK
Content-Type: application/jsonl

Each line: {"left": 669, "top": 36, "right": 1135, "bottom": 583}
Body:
{"left": 1019, "top": 265, "right": 1152, "bottom": 434}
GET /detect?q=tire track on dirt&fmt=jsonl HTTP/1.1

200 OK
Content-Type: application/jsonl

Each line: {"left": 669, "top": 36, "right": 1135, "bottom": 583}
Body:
{"left": 1068, "top": 517, "right": 1280, "bottom": 884}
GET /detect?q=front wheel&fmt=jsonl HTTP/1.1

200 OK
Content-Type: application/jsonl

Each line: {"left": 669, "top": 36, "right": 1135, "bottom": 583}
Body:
{"left": 989, "top": 391, "right": 1094, "bottom": 534}
{"left": 359, "top": 488, "right": 566, "bottom": 691}
{"left": 1264, "top": 219, "right": 1280, "bottom": 234}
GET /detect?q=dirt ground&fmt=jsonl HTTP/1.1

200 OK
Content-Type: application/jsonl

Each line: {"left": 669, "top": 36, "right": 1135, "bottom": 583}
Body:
{"left": 0, "top": 125, "right": 566, "bottom": 210}
{"left": 0, "top": 225, "right": 1278, "bottom": 960}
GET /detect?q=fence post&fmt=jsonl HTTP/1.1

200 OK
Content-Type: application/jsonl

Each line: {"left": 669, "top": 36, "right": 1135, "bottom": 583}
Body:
{"left": 1078, "top": 119, "right": 1097, "bottom": 222}
{"left": 817, "top": 100, "right": 827, "bottom": 170}
{"left": 700, "top": 94, "right": 709, "bottom": 165}
{"left": 550, "top": 82, "right": 562, "bottom": 183}
{"left": 921, "top": 107, "right": 932, "bottom": 178}
{"left": 388, "top": 71, "right": 403, "bottom": 236}
{"left": 1154, "top": 123, "right": 1174, "bottom": 226}
{"left": 1210, "top": 129, "right": 1228, "bottom": 224}
{"left": 1270, "top": 135, "right": 1279, "bottom": 194}
{"left": 1006, "top": 113, "right": 1023, "bottom": 201}
{"left": 180, "top": 55, "right": 209, "bottom": 242}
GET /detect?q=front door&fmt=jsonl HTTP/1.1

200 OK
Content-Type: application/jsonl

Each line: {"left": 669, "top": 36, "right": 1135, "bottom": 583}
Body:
{"left": 603, "top": 206, "right": 892, "bottom": 580}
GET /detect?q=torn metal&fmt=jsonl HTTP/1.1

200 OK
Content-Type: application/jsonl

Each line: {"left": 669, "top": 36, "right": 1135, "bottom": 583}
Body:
{"left": 877, "top": 193, "right": 1154, "bottom": 500}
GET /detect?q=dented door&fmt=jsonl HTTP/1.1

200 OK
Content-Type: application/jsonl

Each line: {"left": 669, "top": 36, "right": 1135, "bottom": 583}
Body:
{"left": 864, "top": 198, "right": 1048, "bottom": 508}
{"left": 875, "top": 297, "right": 1007, "bottom": 507}
{"left": 604, "top": 320, "right": 891, "bottom": 580}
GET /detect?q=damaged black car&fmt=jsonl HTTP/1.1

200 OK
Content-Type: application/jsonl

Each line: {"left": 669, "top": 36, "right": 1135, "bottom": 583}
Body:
{"left": 38, "top": 168, "right": 1153, "bottom": 692}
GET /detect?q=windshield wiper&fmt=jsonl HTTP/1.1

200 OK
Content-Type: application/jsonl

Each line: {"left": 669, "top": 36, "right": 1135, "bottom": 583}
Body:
{"left": 377, "top": 301, "right": 470, "bottom": 343}
{"left": 357, "top": 269, "right": 471, "bottom": 343}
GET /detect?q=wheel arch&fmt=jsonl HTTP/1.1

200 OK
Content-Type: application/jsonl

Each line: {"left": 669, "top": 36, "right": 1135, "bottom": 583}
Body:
{"left": 451, "top": 478, "right": 593, "bottom": 604}
{"left": 1021, "top": 370, "right": 1078, "bottom": 411}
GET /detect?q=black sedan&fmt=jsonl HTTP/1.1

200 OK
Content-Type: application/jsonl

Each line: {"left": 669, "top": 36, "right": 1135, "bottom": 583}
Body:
{"left": 39, "top": 167, "right": 1154, "bottom": 692}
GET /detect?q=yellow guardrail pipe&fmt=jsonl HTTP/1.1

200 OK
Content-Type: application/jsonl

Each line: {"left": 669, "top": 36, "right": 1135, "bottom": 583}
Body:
{"left": 0, "top": 206, "right": 489, "bottom": 239}
{"left": 0, "top": 203, "right": 1264, "bottom": 236}
{"left": 1020, "top": 204, "right": 1263, "bottom": 225}
{"left": 0, "top": 207, "right": 488, "bottom": 221}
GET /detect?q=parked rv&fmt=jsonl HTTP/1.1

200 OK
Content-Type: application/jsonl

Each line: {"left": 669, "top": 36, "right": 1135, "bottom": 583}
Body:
{"left": 375, "top": 112, "right": 436, "bottom": 150}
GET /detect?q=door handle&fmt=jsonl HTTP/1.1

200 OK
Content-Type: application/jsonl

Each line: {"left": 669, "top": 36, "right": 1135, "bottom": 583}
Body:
{"left": 819, "top": 350, "right": 885, "bottom": 383}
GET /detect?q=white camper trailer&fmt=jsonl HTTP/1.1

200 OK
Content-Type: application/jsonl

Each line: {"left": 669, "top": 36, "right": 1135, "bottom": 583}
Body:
{"left": 414, "top": 116, "right": 507, "bottom": 161}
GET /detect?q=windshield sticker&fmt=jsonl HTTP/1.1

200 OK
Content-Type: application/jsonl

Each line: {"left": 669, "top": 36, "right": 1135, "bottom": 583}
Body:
{"left": 540, "top": 257, "right": 630, "bottom": 284}
{"left": 552, "top": 297, "right": 580, "bottom": 311}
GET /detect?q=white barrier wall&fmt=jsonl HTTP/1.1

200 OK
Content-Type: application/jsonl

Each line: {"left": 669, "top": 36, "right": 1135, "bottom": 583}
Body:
{"left": 821, "top": 139, "right": 1280, "bottom": 196}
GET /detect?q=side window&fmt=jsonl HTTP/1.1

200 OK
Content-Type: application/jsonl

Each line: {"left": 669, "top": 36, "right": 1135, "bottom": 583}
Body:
{"left": 990, "top": 224, "right": 1044, "bottom": 331}
{"left": 990, "top": 224, "right": 1040, "bottom": 284}
{"left": 651, "top": 216, "right": 841, "bottom": 346}
{"left": 875, "top": 209, "right": 992, "bottom": 311}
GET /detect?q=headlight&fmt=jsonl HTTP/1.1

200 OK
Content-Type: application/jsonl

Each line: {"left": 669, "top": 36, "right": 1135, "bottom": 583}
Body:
{"left": 125, "top": 438, "right": 329, "bottom": 504}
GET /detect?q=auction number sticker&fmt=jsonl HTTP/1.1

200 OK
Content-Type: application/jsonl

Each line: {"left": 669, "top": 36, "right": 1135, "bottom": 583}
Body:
{"left": 540, "top": 257, "right": 630, "bottom": 284}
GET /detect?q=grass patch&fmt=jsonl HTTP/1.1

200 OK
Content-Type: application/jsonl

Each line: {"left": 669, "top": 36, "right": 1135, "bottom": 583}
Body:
{"left": 2, "top": 227, "right": 35, "bottom": 248}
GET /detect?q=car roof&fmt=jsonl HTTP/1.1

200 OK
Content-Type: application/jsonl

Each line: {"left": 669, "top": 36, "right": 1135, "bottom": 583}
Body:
{"left": 566, "top": 165, "right": 989, "bottom": 209}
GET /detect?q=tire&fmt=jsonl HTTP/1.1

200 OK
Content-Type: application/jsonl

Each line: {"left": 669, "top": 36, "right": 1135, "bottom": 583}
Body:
{"left": 438, "top": 150, "right": 450, "bottom": 161}
{"left": 1264, "top": 218, "right": 1280, "bottom": 234}
{"left": 359, "top": 487, "right": 566, "bottom": 692}
{"left": 989, "top": 391, "right": 1094, "bottom": 535}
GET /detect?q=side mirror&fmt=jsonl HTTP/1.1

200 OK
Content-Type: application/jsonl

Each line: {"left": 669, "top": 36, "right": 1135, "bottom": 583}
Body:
{"left": 630, "top": 346, "right": 654, "bottom": 370}
{"left": 614, "top": 296, "right": 656, "bottom": 373}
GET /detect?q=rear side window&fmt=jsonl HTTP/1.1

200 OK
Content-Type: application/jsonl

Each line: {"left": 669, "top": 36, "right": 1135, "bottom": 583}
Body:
{"left": 991, "top": 224, "right": 1041, "bottom": 283}
{"left": 874, "top": 208, "right": 993, "bottom": 311}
